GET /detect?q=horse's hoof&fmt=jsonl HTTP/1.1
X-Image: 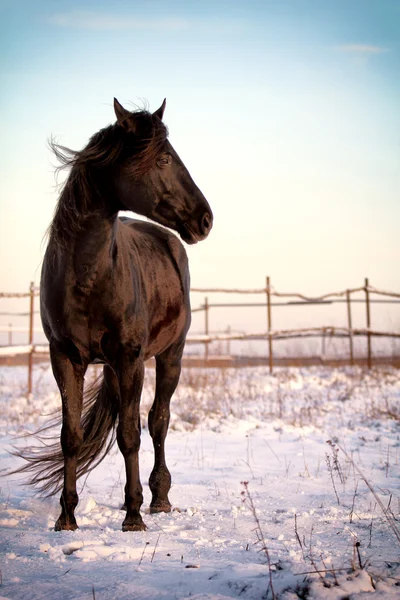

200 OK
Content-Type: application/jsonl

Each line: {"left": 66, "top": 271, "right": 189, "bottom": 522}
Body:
{"left": 55, "top": 517, "right": 78, "bottom": 531}
{"left": 122, "top": 518, "right": 147, "bottom": 532}
{"left": 149, "top": 502, "right": 172, "bottom": 514}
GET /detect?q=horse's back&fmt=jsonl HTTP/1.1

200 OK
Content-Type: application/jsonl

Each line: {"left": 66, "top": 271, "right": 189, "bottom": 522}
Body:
{"left": 119, "top": 217, "right": 191, "bottom": 357}
{"left": 119, "top": 217, "right": 190, "bottom": 291}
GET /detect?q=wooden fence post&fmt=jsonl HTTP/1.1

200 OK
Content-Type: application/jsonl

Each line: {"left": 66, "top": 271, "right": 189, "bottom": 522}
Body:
{"left": 266, "top": 276, "right": 273, "bottom": 374}
{"left": 364, "top": 278, "right": 372, "bottom": 369}
{"left": 204, "top": 296, "right": 209, "bottom": 360}
{"left": 346, "top": 290, "right": 354, "bottom": 366}
{"left": 27, "top": 281, "right": 35, "bottom": 396}
{"left": 226, "top": 325, "right": 231, "bottom": 356}
{"left": 321, "top": 328, "right": 326, "bottom": 361}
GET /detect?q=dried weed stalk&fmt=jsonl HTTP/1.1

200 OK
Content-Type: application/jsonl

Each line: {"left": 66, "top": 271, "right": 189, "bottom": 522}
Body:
{"left": 337, "top": 443, "right": 400, "bottom": 546}
{"left": 241, "top": 481, "right": 276, "bottom": 600}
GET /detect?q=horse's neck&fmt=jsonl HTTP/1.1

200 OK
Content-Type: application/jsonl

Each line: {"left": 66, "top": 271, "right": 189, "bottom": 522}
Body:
{"left": 71, "top": 211, "right": 119, "bottom": 285}
{"left": 50, "top": 182, "right": 120, "bottom": 287}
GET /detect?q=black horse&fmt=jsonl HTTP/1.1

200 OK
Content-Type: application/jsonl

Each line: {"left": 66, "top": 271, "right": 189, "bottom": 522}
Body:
{"left": 19, "top": 98, "right": 212, "bottom": 532}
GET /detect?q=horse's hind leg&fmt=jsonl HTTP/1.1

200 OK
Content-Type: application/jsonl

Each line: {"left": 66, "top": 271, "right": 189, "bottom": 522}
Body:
{"left": 117, "top": 354, "right": 147, "bottom": 531}
{"left": 149, "top": 340, "right": 184, "bottom": 513}
{"left": 50, "top": 345, "right": 86, "bottom": 531}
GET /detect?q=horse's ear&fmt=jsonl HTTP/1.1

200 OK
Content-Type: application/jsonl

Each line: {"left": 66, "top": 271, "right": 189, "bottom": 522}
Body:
{"left": 153, "top": 99, "right": 166, "bottom": 121}
{"left": 114, "top": 98, "right": 135, "bottom": 131}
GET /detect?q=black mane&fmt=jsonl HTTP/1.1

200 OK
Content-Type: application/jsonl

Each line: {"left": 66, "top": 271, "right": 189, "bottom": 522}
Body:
{"left": 49, "top": 109, "right": 168, "bottom": 247}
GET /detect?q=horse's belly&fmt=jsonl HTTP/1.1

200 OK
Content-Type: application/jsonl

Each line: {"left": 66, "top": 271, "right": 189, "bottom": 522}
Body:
{"left": 145, "top": 305, "right": 189, "bottom": 359}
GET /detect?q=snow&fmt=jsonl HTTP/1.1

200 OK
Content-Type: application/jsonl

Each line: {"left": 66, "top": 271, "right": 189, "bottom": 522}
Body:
{"left": 0, "top": 364, "right": 399, "bottom": 599}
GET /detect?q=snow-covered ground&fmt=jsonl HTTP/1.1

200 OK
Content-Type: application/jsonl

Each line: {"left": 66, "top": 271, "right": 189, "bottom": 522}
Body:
{"left": 0, "top": 364, "right": 399, "bottom": 599}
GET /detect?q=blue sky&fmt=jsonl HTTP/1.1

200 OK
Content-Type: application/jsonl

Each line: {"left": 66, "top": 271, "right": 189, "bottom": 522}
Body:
{"left": 0, "top": 0, "right": 399, "bottom": 318}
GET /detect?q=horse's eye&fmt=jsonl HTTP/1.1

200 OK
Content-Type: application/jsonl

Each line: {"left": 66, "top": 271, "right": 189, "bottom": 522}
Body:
{"left": 157, "top": 156, "right": 170, "bottom": 167}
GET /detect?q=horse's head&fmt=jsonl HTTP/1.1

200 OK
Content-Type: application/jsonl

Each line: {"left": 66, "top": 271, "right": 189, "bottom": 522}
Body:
{"left": 113, "top": 98, "right": 213, "bottom": 244}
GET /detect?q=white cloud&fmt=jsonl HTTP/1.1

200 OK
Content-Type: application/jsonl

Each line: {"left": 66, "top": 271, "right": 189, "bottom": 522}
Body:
{"left": 47, "top": 11, "right": 189, "bottom": 31}
{"left": 336, "top": 44, "right": 388, "bottom": 55}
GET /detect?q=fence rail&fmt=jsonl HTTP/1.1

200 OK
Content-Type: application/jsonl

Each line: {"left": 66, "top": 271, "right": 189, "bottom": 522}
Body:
{"left": 1, "top": 278, "right": 399, "bottom": 394}
{"left": 190, "top": 277, "right": 400, "bottom": 372}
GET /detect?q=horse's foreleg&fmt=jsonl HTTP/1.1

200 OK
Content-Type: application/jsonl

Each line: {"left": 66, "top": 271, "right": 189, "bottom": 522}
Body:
{"left": 50, "top": 346, "right": 86, "bottom": 531}
{"left": 117, "top": 356, "right": 146, "bottom": 531}
{"left": 149, "top": 341, "right": 184, "bottom": 513}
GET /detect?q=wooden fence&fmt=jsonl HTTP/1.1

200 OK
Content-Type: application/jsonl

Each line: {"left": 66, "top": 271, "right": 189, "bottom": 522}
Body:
{"left": 190, "top": 277, "right": 400, "bottom": 370}
{"left": 1, "top": 278, "right": 399, "bottom": 394}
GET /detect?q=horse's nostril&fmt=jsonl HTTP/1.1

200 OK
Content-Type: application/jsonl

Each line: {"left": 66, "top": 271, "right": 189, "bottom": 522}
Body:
{"left": 201, "top": 213, "right": 212, "bottom": 234}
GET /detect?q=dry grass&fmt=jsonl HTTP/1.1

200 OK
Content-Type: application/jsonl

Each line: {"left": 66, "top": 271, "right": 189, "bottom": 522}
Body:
{"left": 1, "top": 364, "right": 398, "bottom": 433}
{"left": 141, "top": 365, "right": 400, "bottom": 430}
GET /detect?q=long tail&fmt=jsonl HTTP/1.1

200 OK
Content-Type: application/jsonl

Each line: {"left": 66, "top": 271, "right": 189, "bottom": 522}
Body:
{"left": 9, "top": 366, "right": 119, "bottom": 496}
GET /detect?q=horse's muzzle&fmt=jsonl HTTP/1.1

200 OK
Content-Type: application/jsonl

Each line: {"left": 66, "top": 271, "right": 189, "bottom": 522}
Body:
{"left": 200, "top": 212, "right": 213, "bottom": 238}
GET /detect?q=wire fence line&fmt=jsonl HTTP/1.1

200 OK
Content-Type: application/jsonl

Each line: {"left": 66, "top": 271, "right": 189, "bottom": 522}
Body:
{"left": 0, "top": 277, "right": 399, "bottom": 394}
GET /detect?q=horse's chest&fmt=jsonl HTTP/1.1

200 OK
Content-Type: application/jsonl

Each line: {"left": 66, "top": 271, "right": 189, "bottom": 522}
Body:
{"left": 45, "top": 282, "right": 114, "bottom": 344}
